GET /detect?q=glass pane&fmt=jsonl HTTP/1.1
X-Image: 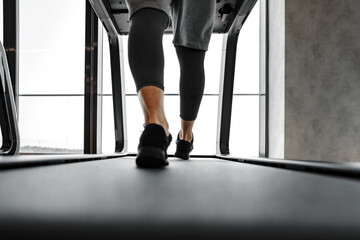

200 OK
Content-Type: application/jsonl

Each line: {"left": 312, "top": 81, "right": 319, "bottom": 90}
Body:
{"left": 19, "top": 0, "right": 85, "bottom": 94}
{"left": 186, "top": 95, "right": 218, "bottom": 155}
{"left": 103, "top": 95, "right": 258, "bottom": 156}
{"left": 162, "top": 35, "right": 180, "bottom": 94}
{"left": 204, "top": 34, "right": 223, "bottom": 94}
{"left": 229, "top": 96, "right": 259, "bottom": 157}
{"left": 100, "top": 6, "right": 260, "bottom": 156}
{"left": 102, "top": 29, "right": 112, "bottom": 95}
{"left": 122, "top": 96, "right": 145, "bottom": 153}
{"left": 19, "top": 96, "right": 84, "bottom": 153}
{"left": 122, "top": 35, "right": 137, "bottom": 94}
{"left": 101, "top": 95, "right": 116, "bottom": 153}
{"left": 234, "top": 1, "right": 260, "bottom": 94}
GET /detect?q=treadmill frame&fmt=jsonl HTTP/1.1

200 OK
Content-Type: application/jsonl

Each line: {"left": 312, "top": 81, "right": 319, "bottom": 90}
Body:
{"left": 1, "top": 0, "right": 360, "bottom": 180}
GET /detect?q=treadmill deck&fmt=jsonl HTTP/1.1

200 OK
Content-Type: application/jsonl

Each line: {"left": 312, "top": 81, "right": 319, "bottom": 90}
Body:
{"left": 0, "top": 157, "right": 359, "bottom": 239}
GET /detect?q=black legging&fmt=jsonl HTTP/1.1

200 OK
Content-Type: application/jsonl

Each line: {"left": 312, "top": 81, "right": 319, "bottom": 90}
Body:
{"left": 128, "top": 8, "right": 206, "bottom": 121}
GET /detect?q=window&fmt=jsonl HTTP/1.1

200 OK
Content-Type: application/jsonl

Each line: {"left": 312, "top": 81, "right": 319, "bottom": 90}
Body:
{"left": 18, "top": 0, "right": 86, "bottom": 153}
{"left": 11, "top": 1, "right": 260, "bottom": 156}
{"left": 101, "top": 1, "right": 260, "bottom": 157}
{"left": 101, "top": 32, "right": 223, "bottom": 155}
{"left": 229, "top": 1, "right": 260, "bottom": 157}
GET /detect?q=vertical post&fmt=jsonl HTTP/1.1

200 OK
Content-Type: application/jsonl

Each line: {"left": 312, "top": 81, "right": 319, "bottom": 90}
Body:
{"left": 3, "top": 0, "right": 19, "bottom": 114}
{"left": 84, "top": 1, "right": 99, "bottom": 154}
{"left": 259, "top": 0, "right": 269, "bottom": 157}
{"left": 97, "top": 22, "right": 103, "bottom": 154}
{"left": 108, "top": 32, "right": 126, "bottom": 153}
{"left": 216, "top": 0, "right": 258, "bottom": 156}
{"left": 87, "top": 0, "right": 127, "bottom": 153}
{"left": 0, "top": 41, "right": 20, "bottom": 155}
{"left": 1, "top": 0, "right": 20, "bottom": 155}
{"left": 216, "top": 32, "right": 240, "bottom": 155}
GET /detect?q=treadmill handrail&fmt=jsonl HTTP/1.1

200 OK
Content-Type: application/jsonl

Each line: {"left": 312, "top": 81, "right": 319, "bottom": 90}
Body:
{"left": 0, "top": 41, "right": 20, "bottom": 155}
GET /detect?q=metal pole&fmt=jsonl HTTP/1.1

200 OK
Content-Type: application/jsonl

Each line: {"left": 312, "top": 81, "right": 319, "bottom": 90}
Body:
{"left": 84, "top": 1, "right": 99, "bottom": 154}
{"left": 88, "top": 0, "right": 127, "bottom": 153}
{"left": 259, "top": 0, "right": 269, "bottom": 157}
{"left": 216, "top": 32, "right": 240, "bottom": 155}
{"left": 3, "top": 0, "right": 19, "bottom": 115}
{"left": 108, "top": 32, "right": 127, "bottom": 153}
{"left": 216, "top": 0, "right": 258, "bottom": 155}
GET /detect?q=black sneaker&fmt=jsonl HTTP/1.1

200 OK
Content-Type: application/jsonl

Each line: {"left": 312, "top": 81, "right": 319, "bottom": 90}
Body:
{"left": 174, "top": 133, "right": 193, "bottom": 160}
{"left": 136, "top": 124, "right": 172, "bottom": 167}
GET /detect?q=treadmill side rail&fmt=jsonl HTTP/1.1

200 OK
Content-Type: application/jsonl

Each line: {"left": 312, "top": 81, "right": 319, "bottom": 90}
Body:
{"left": 0, "top": 41, "right": 20, "bottom": 155}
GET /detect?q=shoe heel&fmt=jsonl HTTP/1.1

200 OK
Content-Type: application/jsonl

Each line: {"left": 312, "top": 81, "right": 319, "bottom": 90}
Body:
{"left": 136, "top": 146, "right": 168, "bottom": 167}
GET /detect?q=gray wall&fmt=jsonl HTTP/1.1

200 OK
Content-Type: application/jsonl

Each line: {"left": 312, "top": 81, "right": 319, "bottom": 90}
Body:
{"left": 268, "top": 0, "right": 360, "bottom": 162}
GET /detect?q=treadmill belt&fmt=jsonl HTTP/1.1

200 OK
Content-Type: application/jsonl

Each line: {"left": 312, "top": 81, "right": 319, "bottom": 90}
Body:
{"left": 0, "top": 157, "right": 359, "bottom": 239}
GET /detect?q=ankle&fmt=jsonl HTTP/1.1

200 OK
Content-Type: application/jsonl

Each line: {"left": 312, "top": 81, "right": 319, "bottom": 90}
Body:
{"left": 180, "top": 131, "right": 193, "bottom": 142}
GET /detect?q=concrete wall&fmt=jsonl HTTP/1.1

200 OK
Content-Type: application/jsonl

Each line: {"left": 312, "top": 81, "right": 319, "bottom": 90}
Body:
{"left": 268, "top": 0, "right": 360, "bottom": 162}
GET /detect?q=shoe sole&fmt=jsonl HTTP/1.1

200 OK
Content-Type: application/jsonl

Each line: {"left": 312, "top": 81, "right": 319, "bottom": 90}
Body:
{"left": 174, "top": 151, "right": 190, "bottom": 160}
{"left": 136, "top": 146, "right": 169, "bottom": 167}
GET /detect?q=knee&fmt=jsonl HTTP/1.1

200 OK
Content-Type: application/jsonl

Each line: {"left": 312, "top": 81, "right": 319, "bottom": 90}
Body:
{"left": 130, "top": 8, "right": 168, "bottom": 32}
{"left": 176, "top": 46, "right": 206, "bottom": 70}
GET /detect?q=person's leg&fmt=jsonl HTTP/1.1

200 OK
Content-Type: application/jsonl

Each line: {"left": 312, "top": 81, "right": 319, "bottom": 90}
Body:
{"left": 138, "top": 86, "right": 169, "bottom": 136}
{"left": 128, "top": 8, "right": 170, "bottom": 135}
{"left": 128, "top": 7, "right": 172, "bottom": 166}
{"left": 174, "top": 46, "right": 206, "bottom": 160}
{"left": 180, "top": 119, "right": 194, "bottom": 142}
{"left": 171, "top": 1, "right": 215, "bottom": 159}
{"left": 175, "top": 46, "right": 206, "bottom": 141}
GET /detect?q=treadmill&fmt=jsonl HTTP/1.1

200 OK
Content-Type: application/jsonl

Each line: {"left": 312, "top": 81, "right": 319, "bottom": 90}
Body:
{"left": 0, "top": 1, "right": 360, "bottom": 239}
